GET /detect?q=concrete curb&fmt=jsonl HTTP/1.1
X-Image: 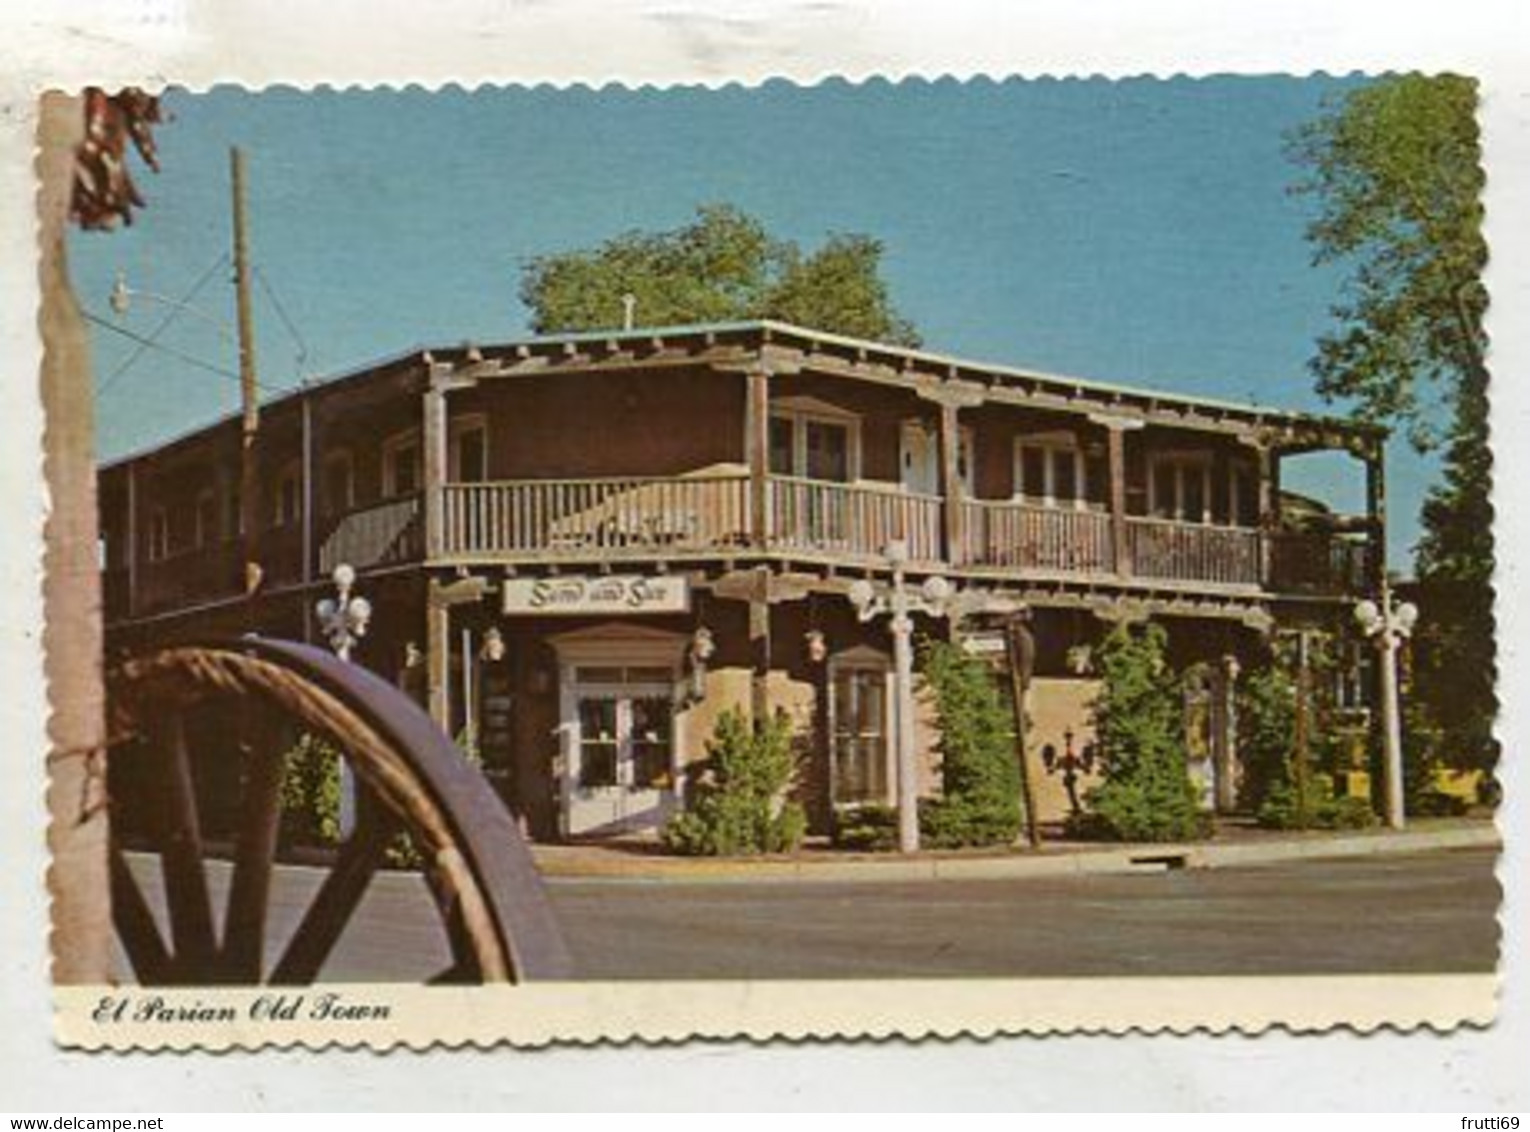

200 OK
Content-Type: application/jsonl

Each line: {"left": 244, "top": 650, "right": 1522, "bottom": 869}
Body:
{"left": 532, "top": 822, "right": 1500, "bottom": 884}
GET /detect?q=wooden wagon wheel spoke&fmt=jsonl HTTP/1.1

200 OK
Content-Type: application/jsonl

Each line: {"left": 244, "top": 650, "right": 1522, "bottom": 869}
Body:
{"left": 219, "top": 710, "right": 294, "bottom": 982}
{"left": 150, "top": 710, "right": 219, "bottom": 977}
{"left": 107, "top": 637, "right": 573, "bottom": 986}
{"left": 108, "top": 842, "right": 172, "bottom": 985}
{"left": 268, "top": 801, "right": 396, "bottom": 986}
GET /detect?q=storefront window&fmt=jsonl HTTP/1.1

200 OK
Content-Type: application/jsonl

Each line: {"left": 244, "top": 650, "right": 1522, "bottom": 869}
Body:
{"left": 831, "top": 664, "right": 889, "bottom": 804}
{"left": 577, "top": 697, "right": 618, "bottom": 787}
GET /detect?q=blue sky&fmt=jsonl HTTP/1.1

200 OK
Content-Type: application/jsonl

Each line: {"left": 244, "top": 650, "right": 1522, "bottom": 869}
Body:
{"left": 69, "top": 77, "right": 1438, "bottom": 565}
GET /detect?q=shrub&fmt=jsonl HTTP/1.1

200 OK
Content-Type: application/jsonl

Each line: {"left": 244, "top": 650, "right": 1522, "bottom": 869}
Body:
{"left": 1257, "top": 773, "right": 1378, "bottom": 831}
{"left": 661, "top": 709, "right": 807, "bottom": 856}
{"left": 279, "top": 729, "right": 483, "bottom": 869}
{"left": 917, "top": 638, "right": 1023, "bottom": 848}
{"left": 1081, "top": 622, "right": 1208, "bottom": 842}
{"left": 831, "top": 803, "right": 898, "bottom": 851}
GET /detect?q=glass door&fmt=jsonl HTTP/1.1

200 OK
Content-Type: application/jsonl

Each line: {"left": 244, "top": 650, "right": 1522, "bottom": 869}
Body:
{"left": 567, "top": 671, "right": 677, "bottom": 836}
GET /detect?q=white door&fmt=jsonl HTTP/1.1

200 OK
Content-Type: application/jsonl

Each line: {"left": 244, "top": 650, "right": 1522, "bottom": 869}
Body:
{"left": 900, "top": 421, "right": 939, "bottom": 495}
{"left": 566, "top": 677, "right": 677, "bottom": 836}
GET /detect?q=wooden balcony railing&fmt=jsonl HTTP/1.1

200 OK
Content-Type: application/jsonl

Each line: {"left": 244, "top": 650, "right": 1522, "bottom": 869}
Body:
{"left": 1269, "top": 530, "right": 1371, "bottom": 596}
{"left": 768, "top": 475, "right": 943, "bottom": 564}
{"left": 1127, "top": 517, "right": 1263, "bottom": 587}
{"left": 136, "top": 542, "right": 243, "bottom": 614}
{"left": 318, "top": 494, "right": 423, "bottom": 574}
{"left": 439, "top": 475, "right": 751, "bottom": 560}
{"left": 961, "top": 501, "right": 1115, "bottom": 574}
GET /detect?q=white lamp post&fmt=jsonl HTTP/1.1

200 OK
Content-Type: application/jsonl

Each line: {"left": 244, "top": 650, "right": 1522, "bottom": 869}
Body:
{"left": 849, "top": 540, "right": 954, "bottom": 854}
{"left": 316, "top": 563, "right": 372, "bottom": 835}
{"left": 1354, "top": 587, "right": 1419, "bottom": 830}
{"left": 315, "top": 563, "right": 372, "bottom": 662}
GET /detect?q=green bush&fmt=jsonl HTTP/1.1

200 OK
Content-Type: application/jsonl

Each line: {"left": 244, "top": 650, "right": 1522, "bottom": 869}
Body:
{"left": 279, "top": 729, "right": 483, "bottom": 869}
{"left": 1081, "top": 622, "right": 1209, "bottom": 842}
{"left": 831, "top": 803, "right": 898, "bottom": 851}
{"left": 1257, "top": 773, "right": 1378, "bottom": 831}
{"left": 661, "top": 709, "right": 807, "bottom": 856}
{"left": 917, "top": 638, "right": 1023, "bottom": 848}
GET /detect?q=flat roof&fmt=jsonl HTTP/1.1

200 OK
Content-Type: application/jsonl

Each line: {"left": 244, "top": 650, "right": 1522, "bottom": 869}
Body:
{"left": 99, "top": 319, "right": 1383, "bottom": 471}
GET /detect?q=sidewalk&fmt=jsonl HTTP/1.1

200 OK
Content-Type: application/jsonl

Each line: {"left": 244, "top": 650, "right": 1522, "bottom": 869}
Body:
{"left": 530, "top": 816, "right": 1500, "bottom": 884}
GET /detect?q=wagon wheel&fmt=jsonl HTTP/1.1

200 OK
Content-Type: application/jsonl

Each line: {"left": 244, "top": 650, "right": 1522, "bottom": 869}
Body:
{"left": 105, "top": 637, "right": 572, "bottom": 986}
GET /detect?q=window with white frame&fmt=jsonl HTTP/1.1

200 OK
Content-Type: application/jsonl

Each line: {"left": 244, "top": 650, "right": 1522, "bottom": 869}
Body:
{"left": 1149, "top": 453, "right": 1214, "bottom": 523}
{"left": 322, "top": 450, "right": 355, "bottom": 516}
{"left": 272, "top": 460, "right": 303, "bottom": 527}
{"left": 449, "top": 414, "right": 489, "bottom": 483}
{"left": 1015, "top": 433, "right": 1104, "bottom": 509}
{"left": 382, "top": 429, "right": 422, "bottom": 498}
{"left": 147, "top": 505, "right": 171, "bottom": 563}
{"left": 193, "top": 488, "right": 219, "bottom": 548}
{"left": 1228, "top": 458, "right": 1260, "bottom": 527}
{"left": 829, "top": 652, "right": 893, "bottom": 805}
{"left": 769, "top": 401, "right": 859, "bottom": 482}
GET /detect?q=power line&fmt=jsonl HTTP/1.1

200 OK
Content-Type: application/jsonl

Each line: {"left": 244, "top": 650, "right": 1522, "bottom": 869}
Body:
{"left": 98, "top": 254, "right": 229, "bottom": 395}
{"left": 84, "top": 309, "right": 283, "bottom": 395}
{"left": 253, "top": 264, "right": 313, "bottom": 378}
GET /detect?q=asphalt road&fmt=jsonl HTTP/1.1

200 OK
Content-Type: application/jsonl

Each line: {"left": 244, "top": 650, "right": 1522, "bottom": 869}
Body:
{"left": 119, "top": 846, "right": 1499, "bottom": 981}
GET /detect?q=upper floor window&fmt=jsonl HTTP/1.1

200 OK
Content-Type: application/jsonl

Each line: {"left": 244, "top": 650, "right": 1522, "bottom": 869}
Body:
{"left": 382, "top": 430, "right": 422, "bottom": 498}
{"left": 1229, "top": 459, "right": 1260, "bottom": 527}
{"left": 450, "top": 415, "right": 489, "bottom": 483}
{"left": 273, "top": 461, "right": 302, "bottom": 527}
{"left": 323, "top": 450, "right": 355, "bottom": 516}
{"left": 1015, "top": 434, "right": 1104, "bottom": 509}
{"left": 194, "top": 489, "right": 219, "bottom": 548}
{"left": 147, "top": 506, "right": 171, "bottom": 563}
{"left": 1149, "top": 453, "right": 1213, "bottom": 524}
{"left": 769, "top": 401, "right": 859, "bottom": 483}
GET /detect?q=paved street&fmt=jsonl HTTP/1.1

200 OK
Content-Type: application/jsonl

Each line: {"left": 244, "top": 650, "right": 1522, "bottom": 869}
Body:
{"left": 120, "top": 846, "right": 1500, "bottom": 981}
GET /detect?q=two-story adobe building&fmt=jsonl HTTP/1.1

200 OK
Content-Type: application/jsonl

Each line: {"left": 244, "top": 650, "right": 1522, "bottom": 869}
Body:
{"left": 98, "top": 321, "right": 1386, "bottom": 841}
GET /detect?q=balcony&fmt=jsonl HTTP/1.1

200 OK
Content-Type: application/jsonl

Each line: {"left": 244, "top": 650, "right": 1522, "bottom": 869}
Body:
{"left": 319, "top": 494, "right": 424, "bottom": 573}
{"left": 434, "top": 473, "right": 1366, "bottom": 597}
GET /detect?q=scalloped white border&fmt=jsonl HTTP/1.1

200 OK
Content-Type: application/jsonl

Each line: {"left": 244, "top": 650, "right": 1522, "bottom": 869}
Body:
{"left": 2, "top": 0, "right": 1525, "bottom": 1108}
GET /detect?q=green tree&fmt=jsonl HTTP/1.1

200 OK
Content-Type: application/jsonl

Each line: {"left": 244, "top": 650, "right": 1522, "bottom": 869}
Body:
{"left": 1080, "top": 622, "right": 1207, "bottom": 842}
{"left": 917, "top": 639, "right": 1023, "bottom": 848}
{"left": 520, "top": 203, "right": 920, "bottom": 346}
{"left": 1288, "top": 75, "right": 1494, "bottom": 776}
{"left": 661, "top": 709, "right": 806, "bottom": 856}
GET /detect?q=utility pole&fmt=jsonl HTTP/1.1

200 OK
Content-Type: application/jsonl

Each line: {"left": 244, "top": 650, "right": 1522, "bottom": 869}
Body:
{"left": 231, "top": 146, "right": 262, "bottom": 598}
{"left": 1004, "top": 613, "right": 1043, "bottom": 848}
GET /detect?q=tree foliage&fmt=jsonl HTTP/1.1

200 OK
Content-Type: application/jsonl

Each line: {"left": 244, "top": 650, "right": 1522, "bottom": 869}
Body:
{"left": 1290, "top": 75, "right": 1495, "bottom": 777}
{"left": 917, "top": 639, "right": 1023, "bottom": 848}
{"left": 520, "top": 203, "right": 920, "bottom": 346}
{"left": 1289, "top": 74, "right": 1485, "bottom": 450}
{"left": 662, "top": 708, "right": 807, "bottom": 856}
{"left": 1079, "top": 622, "right": 1208, "bottom": 842}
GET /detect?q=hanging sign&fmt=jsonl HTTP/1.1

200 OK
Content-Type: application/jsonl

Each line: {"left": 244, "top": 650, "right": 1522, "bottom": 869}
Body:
{"left": 502, "top": 574, "right": 690, "bottom": 616}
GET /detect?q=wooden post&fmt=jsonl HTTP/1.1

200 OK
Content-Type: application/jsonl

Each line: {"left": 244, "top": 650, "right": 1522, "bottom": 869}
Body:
{"left": 426, "top": 580, "right": 452, "bottom": 733}
{"left": 1212, "top": 654, "right": 1240, "bottom": 814}
{"left": 1107, "top": 423, "right": 1130, "bottom": 576}
{"left": 231, "top": 147, "right": 263, "bottom": 599}
{"left": 1258, "top": 444, "right": 1279, "bottom": 587}
{"left": 39, "top": 93, "right": 113, "bottom": 983}
{"left": 125, "top": 460, "right": 138, "bottom": 618}
{"left": 1364, "top": 440, "right": 1388, "bottom": 593}
{"left": 938, "top": 400, "right": 966, "bottom": 564}
{"left": 1293, "top": 630, "right": 1313, "bottom": 824}
{"left": 749, "top": 565, "right": 771, "bottom": 723}
{"left": 745, "top": 368, "right": 771, "bottom": 548}
{"left": 1004, "top": 614, "right": 1043, "bottom": 848}
{"left": 423, "top": 367, "right": 449, "bottom": 560}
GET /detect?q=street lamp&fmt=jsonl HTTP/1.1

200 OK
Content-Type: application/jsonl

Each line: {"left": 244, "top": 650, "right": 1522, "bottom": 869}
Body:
{"left": 1354, "top": 590, "right": 1419, "bottom": 829}
{"left": 315, "top": 563, "right": 373, "bottom": 662}
{"left": 316, "top": 563, "right": 372, "bottom": 837}
{"left": 109, "top": 270, "right": 235, "bottom": 341}
{"left": 849, "top": 540, "right": 955, "bottom": 854}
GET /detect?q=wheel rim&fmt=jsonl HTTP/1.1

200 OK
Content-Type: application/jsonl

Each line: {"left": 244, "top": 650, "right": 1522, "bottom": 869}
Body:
{"left": 106, "top": 637, "right": 572, "bottom": 985}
